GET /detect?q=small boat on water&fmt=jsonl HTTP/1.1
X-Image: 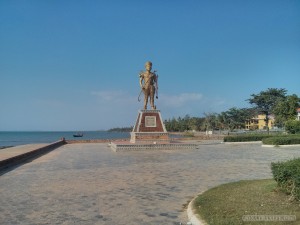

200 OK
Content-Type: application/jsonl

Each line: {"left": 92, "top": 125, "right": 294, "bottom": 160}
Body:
{"left": 73, "top": 133, "right": 83, "bottom": 137}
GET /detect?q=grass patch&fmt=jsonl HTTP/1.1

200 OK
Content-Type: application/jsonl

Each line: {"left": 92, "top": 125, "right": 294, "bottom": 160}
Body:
{"left": 194, "top": 179, "right": 300, "bottom": 225}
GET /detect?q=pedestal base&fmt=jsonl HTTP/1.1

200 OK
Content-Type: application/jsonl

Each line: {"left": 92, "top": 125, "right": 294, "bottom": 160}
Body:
{"left": 130, "top": 132, "right": 170, "bottom": 144}
{"left": 130, "top": 110, "right": 170, "bottom": 144}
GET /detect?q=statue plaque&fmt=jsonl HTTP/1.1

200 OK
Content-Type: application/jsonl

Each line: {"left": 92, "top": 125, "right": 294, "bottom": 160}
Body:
{"left": 145, "top": 116, "right": 156, "bottom": 127}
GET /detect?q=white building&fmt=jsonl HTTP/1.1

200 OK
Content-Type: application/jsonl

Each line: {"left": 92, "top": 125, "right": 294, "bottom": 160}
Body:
{"left": 297, "top": 108, "right": 300, "bottom": 121}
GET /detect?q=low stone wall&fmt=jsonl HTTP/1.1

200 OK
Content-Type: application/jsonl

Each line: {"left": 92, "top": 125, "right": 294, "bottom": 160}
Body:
{"left": 66, "top": 139, "right": 129, "bottom": 144}
{"left": 173, "top": 135, "right": 224, "bottom": 141}
{"left": 0, "top": 140, "right": 66, "bottom": 170}
{"left": 110, "top": 142, "right": 198, "bottom": 152}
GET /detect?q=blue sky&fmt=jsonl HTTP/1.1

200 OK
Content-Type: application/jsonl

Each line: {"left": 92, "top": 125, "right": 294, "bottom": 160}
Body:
{"left": 1, "top": 0, "right": 299, "bottom": 131}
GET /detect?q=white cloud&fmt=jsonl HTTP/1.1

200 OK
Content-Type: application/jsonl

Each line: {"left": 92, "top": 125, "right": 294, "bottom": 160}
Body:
{"left": 159, "top": 92, "right": 203, "bottom": 107}
{"left": 91, "top": 90, "right": 136, "bottom": 104}
{"left": 91, "top": 90, "right": 124, "bottom": 101}
{"left": 91, "top": 90, "right": 204, "bottom": 108}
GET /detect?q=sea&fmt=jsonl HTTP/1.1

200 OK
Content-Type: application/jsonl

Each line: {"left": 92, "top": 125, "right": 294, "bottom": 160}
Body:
{"left": 0, "top": 131, "right": 130, "bottom": 147}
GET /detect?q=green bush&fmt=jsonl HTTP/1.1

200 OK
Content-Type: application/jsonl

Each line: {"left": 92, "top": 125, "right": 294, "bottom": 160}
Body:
{"left": 285, "top": 120, "right": 300, "bottom": 134}
{"left": 183, "top": 131, "right": 195, "bottom": 137}
{"left": 224, "top": 134, "right": 272, "bottom": 142}
{"left": 263, "top": 135, "right": 300, "bottom": 145}
{"left": 271, "top": 158, "right": 300, "bottom": 201}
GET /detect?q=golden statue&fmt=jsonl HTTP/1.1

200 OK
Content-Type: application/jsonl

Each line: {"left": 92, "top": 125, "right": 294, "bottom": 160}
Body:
{"left": 138, "top": 61, "right": 158, "bottom": 110}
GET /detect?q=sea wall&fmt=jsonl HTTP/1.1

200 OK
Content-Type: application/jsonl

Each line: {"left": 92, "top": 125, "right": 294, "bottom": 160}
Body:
{"left": 0, "top": 140, "right": 66, "bottom": 170}
{"left": 66, "top": 139, "right": 129, "bottom": 144}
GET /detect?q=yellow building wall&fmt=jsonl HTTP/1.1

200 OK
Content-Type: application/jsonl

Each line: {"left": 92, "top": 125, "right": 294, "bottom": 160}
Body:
{"left": 246, "top": 114, "right": 274, "bottom": 130}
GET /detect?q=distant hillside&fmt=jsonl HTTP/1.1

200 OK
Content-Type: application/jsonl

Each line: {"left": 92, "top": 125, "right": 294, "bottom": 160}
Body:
{"left": 107, "top": 127, "right": 133, "bottom": 132}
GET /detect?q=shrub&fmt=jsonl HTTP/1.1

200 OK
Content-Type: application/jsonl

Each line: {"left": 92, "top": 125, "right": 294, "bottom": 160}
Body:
{"left": 285, "top": 120, "right": 300, "bottom": 134}
{"left": 271, "top": 158, "right": 300, "bottom": 201}
{"left": 224, "top": 134, "right": 272, "bottom": 142}
{"left": 183, "top": 131, "right": 195, "bottom": 137}
{"left": 263, "top": 136, "right": 300, "bottom": 145}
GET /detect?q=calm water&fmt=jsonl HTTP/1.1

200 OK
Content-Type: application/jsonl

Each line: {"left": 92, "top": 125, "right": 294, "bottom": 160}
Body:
{"left": 0, "top": 131, "right": 130, "bottom": 147}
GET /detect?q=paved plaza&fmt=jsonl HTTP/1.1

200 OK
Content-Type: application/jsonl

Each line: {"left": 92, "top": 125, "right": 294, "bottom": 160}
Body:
{"left": 1, "top": 142, "right": 300, "bottom": 224}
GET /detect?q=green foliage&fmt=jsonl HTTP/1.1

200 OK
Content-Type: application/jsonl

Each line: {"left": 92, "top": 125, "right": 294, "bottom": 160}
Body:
{"left": 219, "top": 107, "right": 255, "bottom": 131}
{"left": 223, "top": 134, "right": 272, "bottom": 142}
{"left": 263, "top": 135, "right": 300, "bottom": 145}
{"left": 247, "top": 88, "right": 287, "bottom": 113}
{"left": 273, "top": 94, "right": 300, "bottom": 126}
{"left": 271, "top": 158, "right": 300, "bottom": 201}
{"left": 285, "top": 120, "right": 300, "bottom": 134}
{"left": 225, "top": 134, "right": 300, "bottom": 144}
{"left": 183, "top": 131, "right": 195, "bottom": 137}
{"left": 247, "top": 88, "right": 287, "bottom": 131}
{"left": 164, "top": 115, "right": 205, "bottom": 132}
{"left": 203, "top": 113, "right": 220, "bottom": 131}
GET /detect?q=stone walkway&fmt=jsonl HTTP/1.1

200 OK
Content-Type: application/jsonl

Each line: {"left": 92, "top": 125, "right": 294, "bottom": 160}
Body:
{"left": 1, "top": 142, "right": 300, "bottom": 225}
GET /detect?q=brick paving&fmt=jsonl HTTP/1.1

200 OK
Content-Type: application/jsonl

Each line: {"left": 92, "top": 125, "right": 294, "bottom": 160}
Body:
{"left": 1, "top": 142, "right": 300, "bottom": 225}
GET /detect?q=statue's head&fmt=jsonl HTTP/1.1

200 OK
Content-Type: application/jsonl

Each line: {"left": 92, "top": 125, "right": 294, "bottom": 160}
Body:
{"left": 145, "top": 61, "right": 152, "bottom": 71}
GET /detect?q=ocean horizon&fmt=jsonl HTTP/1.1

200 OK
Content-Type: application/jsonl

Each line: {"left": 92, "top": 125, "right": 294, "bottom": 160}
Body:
{"left": 0, "top": 131, "right": 130, "bottom": 147}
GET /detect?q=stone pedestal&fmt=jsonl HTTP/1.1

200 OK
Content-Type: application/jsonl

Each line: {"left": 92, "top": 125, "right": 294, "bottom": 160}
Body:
{"left": 110, "top": 109, "right": 197, "bottom": 151}
{"left": 130, "top": 110, "right": 170, "bottom": 144}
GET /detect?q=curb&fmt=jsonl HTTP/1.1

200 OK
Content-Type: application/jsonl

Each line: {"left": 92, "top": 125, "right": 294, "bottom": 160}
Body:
{"left": 187, "top": 192, "right": 207, "bottom": 225}
{"left": 224, "top": 141, "right": 262, "bottom": 144}
{"left": 262, "top": 144, "right": 300, "bottom": 148}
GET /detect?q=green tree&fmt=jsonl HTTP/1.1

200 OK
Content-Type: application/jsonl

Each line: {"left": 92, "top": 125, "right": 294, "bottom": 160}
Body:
{"left": 165, "top": 115, "right": 206, "bottom": 132}
{"left": 247, "top": 88, "right": 287, "bottom": 132}
{"left": 189, "top": 117, "right": 205, "bottom": 131}
{"left": 164, "top": 119, "right": 171, "bottom": 131}
{"left": 165, "top": 118, "right": 177, "bottom": 132}
{"left": 219, "top": 107, "right": 255, "bottom": 131}
{"left": 203, "top": 113, "right": 220, "bottom": 131}
{"left": 285, "top": 120, "right": 300, "bottom": 134}
{"left": 273, "top": 94, "right": 300, "bottom": 127}
{"left": 182, "top": 114, "right": 191, "bottom": 131}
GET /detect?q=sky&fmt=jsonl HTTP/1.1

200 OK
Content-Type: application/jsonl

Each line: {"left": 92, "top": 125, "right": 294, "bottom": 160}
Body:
{"left": 1, "top": 0, "right": 299, "bottom": 131}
